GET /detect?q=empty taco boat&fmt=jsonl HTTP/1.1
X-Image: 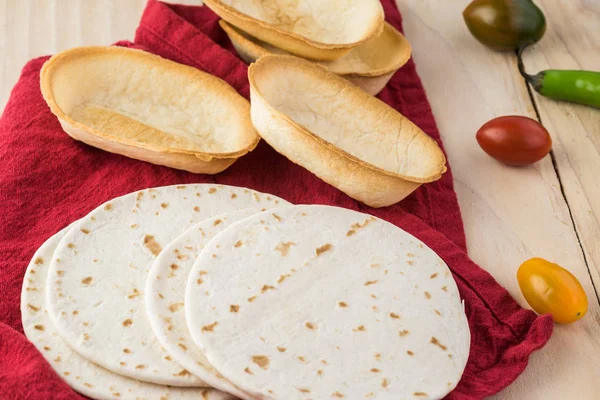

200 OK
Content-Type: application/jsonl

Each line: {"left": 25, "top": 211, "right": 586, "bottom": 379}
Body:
{"left": 204, "top": 0, "right": 384, "bottom": 61}
{"left": 40, "top": 46, "right": 259, "bottom": 174}
{"left": 248, "top": 55, "right": 447, "bottom": 208}
{"left": 220, "top": 20, "right": 412, "bottom": 95}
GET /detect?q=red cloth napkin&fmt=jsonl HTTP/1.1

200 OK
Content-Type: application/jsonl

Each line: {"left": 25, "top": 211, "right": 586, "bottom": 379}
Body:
{"left": 0, "top": 1, "right": 552, "bottom": 399}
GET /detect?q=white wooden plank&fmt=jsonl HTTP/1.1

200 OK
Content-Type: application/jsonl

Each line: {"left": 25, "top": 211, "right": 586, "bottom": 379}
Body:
{"left": 79, "top": 0, "right": 111, "bottom": 46}
{"left": 0, "top": 0, "right": 7, "bottom": 110}
{"left": 106, "top": 0, "right": 148, "bottom": 42}
{"left": 28, "top": 0, "right": 56, "bottom": 56}
{"left": 2, "top": 0, "right": 29, "bottom": 110}
{"left": 520, "top": 0, "right": 600, "bottom": 302}
{"left": 54, "top": 0, "right": 85, "bottom": 49}
{"left": 396, "top": 1, "right": 600, "bottom": 399}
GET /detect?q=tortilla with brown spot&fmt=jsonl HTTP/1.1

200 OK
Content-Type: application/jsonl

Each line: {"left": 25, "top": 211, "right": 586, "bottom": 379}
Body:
{"left": 45, "top": 184, "right": 289, "bottom": 387}
{"left": 185, "top": 205, "right": 469, "bottom": 399}
{"left": 21, "top": 227, "right": 234, "bottom": 400}
{"left": 145, "top": 204, "right": 289, "bottom": 397}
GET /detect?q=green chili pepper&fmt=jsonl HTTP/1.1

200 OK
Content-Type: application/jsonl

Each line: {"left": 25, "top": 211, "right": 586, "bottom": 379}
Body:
{"left": 463, "top": 0, "right": 546, "bottom": 51}
{"left": 518, "top": 45, "right": 600, "bottom": 109}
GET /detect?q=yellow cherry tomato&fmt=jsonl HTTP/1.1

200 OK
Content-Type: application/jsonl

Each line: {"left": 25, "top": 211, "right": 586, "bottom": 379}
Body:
{"left": 517, "top": 258, "right": 588, "bottom": 324}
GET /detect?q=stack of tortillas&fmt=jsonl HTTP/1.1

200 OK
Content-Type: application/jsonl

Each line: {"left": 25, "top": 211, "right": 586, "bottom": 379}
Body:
{"left": 21, "top": 184, "right": 470, "bottom": 400}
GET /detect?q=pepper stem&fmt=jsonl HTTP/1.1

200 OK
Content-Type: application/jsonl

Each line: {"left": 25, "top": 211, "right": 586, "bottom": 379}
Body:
{"left": 517, "top": 42, "right": 545, "bottom": 91}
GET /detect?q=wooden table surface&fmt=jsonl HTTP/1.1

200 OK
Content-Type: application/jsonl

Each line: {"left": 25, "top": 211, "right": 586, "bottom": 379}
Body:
{"left": 1, "top": 0, "right": 598, "bottom": 398}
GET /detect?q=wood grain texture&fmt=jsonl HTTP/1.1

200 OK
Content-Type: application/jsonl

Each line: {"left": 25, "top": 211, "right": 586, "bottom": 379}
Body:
{"left": 0, "top": 0, "right": 6, "bottom": 110}
{"left": 0, "top": 0, "right": 199, "bottom": 110}
{"left": 520, "top": 0, "right": 600, "bottom": 303}
{"left": 397, "top": 1, "right": 600, "bottom": 399}
{"left": 0, "top": 0, "right": 599, "bottom": 399}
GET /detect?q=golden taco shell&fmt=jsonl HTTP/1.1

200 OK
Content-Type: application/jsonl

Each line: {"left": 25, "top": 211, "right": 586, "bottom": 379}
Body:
{"left": 40, "top": 46, "right": 259, "bottom": 174}
{"left": 248, "top": 55, "right": 447, "bottom": 208}
{"left": 205, "top": 0, "right": 384, "bottom": 61}
{"left": 220, "top": 20, "right": 412, "bottom": 95}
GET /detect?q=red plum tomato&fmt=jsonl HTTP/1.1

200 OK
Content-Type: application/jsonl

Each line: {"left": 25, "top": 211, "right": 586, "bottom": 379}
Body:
{"left": 476, "top": 116, "right": 552, "bottom": 166}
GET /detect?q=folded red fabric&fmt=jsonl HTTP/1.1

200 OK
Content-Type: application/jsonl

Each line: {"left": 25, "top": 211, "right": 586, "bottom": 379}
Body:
{"left": 0, "top": 1, "right": 552, "bottom": 399}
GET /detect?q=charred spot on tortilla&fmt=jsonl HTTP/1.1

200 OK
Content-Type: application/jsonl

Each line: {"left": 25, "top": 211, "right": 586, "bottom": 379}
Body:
{"left": 143, "top": 235, "right": 162, "bottom": 256}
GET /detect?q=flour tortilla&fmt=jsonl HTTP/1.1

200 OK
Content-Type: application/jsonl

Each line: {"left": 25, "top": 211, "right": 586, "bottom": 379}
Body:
{"left": 146, "top": 210, "right": 280, "bottom": 399}
{"left": 22, "top": 227, "right": 235, "bottom": 400}
{"left": 186, "top": 205, "right": 470, "bottom": 399}
{"left": 46, "top": 184, "right": 288, "bottom": 386}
